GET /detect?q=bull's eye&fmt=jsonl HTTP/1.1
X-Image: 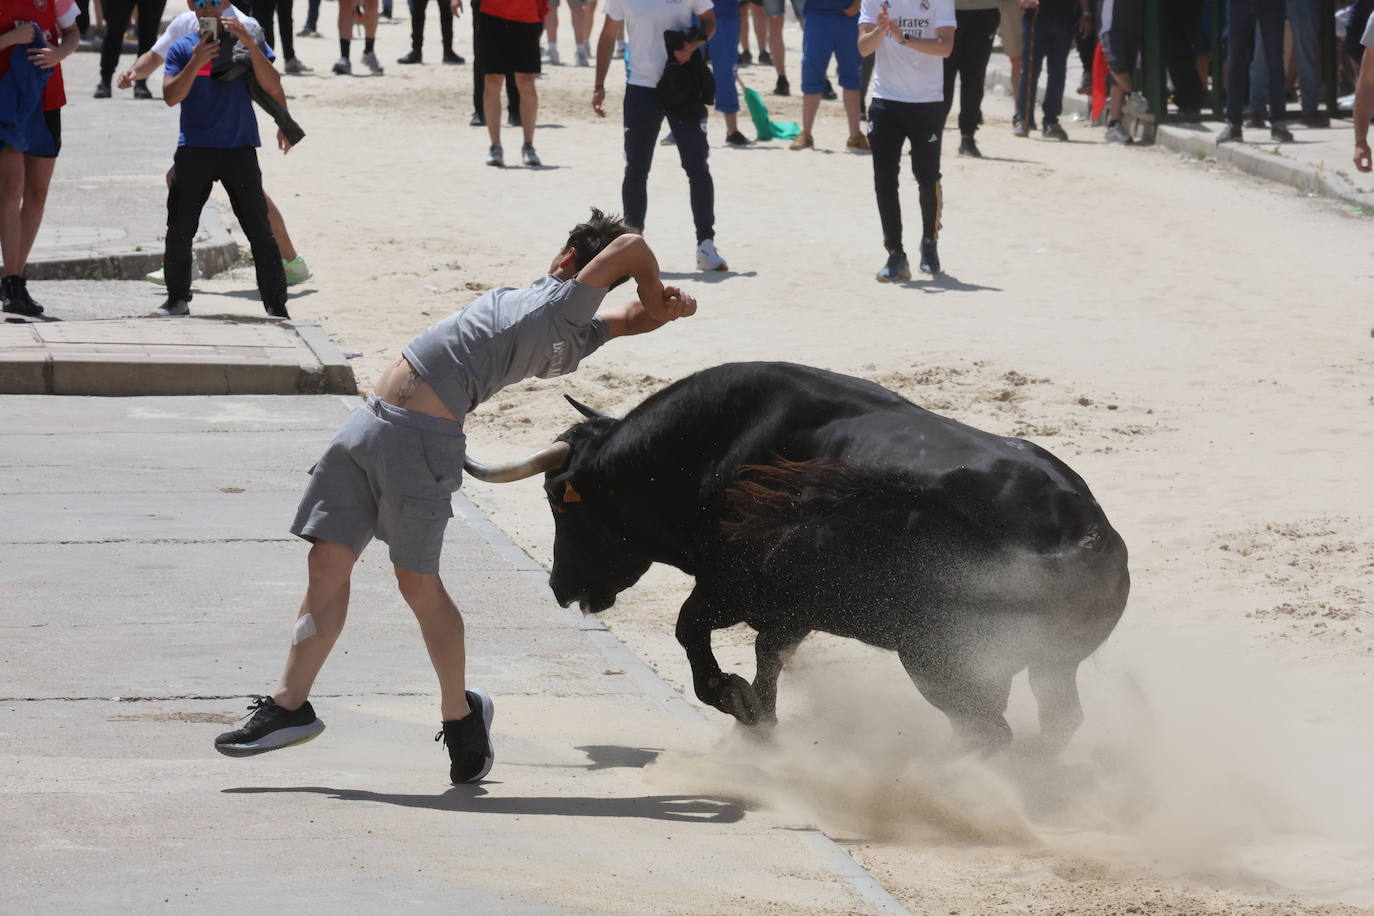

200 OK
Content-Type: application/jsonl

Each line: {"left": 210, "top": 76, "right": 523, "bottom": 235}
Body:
{"left": 563, "top": 481, "right": 583, "bottom": 504}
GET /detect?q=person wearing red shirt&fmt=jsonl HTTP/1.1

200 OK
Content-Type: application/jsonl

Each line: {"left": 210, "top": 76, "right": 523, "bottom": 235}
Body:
{"left": 467, "top": 0, "right": 546, "bottom": 167}
{"left": 0, "top": 0, "right": 79, "bottom": 317}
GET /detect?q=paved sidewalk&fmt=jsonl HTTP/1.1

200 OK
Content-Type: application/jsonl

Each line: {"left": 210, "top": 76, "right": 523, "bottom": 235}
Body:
{"left": 0, "top": 394, "right": 906, "bottom": 915}
{"left": 0, "top": 317, "right": 355, "bottom": 395}
{"left": 988, "top": 52, "right": 1374, "bottom": 212}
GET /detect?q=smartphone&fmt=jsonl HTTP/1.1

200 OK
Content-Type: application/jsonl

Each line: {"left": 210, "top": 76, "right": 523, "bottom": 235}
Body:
{"left": 198, "top": 16, "right": 219, "bottom": 41}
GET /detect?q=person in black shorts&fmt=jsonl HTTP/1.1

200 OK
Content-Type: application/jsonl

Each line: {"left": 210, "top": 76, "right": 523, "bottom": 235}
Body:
{"left": 476, "top": 0, "right": 543, "bottom": 167}
{"left": 1100, "top": 0, "right": 1140, "bottom": 143}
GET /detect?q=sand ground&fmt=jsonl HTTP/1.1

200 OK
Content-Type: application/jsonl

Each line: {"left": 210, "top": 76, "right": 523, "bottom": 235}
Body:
{"left": 184, "top": 17, "right": 1374, "bottom": 913}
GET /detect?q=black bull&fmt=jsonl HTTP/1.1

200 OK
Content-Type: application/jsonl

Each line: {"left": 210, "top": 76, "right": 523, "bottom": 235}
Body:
{"left": 466, "top": 362, "right": 1130, "bottom": 753}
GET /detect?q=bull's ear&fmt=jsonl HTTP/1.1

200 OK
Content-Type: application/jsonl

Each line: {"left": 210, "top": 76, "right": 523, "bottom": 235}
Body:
{"left": 563, "top": 481, "right": 583, "bottom": 504}
{"left": 564, "top": 395, "right": 617, "bottom": 421}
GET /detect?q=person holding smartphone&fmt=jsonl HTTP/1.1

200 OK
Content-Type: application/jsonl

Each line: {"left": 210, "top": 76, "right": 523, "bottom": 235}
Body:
{"left": 152, "top": 0, "right": 291, "bottom": 318}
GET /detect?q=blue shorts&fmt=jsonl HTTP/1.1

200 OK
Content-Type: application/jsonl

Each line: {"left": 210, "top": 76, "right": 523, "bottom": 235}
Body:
{"left": 801, "top": 13, "right": 860, "bottom": 96}
{"left": 708, "top": 13, "right": 740, "bottom": 113}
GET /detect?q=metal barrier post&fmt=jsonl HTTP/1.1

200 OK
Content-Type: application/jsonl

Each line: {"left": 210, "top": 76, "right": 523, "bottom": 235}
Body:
{"left": 1143, "top": 0, "right": 1167, "bottom": 119}
{"left": 1321, "top": 0, "right": 1338, "bottom": 118}
{"left": 1210, "top": 0, "right": 1225, "bottom": 120}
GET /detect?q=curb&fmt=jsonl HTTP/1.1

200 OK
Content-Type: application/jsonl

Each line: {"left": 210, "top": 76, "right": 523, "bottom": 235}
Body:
{"left": 23, "top": 206, "right": 241, "bottom": 282}
{"left": 0, "top": 316, "right": 357, "bottom": 397}
{"left": 986, "top": 68, "right": 1373, "bottom": 212}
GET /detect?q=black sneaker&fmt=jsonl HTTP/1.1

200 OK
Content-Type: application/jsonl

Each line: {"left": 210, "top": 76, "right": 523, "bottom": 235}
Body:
{"left": 1269, "top": 123, "right": 1294, "bottom": 143}
{"left": 443, "top": 49, "right": 465, "bottom": 64}
{"left": 469, "top": 111, "right": 485, "bottom": 127}
{"left": 133, "top": 79, "right": 152, "bottom": 99}
{"left": 773, "top": 75, "right": 789, "bottom": 97}
{"left": 147, "top": 298, "right": 190, "bottom": 317}
{"left": 1042, "top": 121, "right": 1068, "bottom": 141}
{"left": 875, "top": 251, "right": 910, "bottom": 283}
{"left": 1, "top": 276, "right": 41, "bottom": 317}
{"left": 397, "top": 49, "right": 422, "bottom": 64}
{"left": 214, "top": 696, "right": 325, "bottom": 757}
{"left": 957, "top": 135, "right": 981, "bottom": 158}
{"left": 725, "top": 130, "right": 751, "bottom": 147}
{"left": 919, "top": 237, "right": 940, "bottom": 275}
{"left": 265, "top": 302, "right": 291, "bottom": 318}
{"left": 507, "top": 112, "right": 521, "bottom": 127}
{"left": 738, "top": 49, "right": 752, "bottom": 65}
{"left": 1217, "top": 122, "right": 1243, "bottom": 143}
{"left": 16, "top": 277, "right": 45, "bottom": 314}
{"left": 758, "top": 50, "right": 772, "bottom": 66}
{"left": 94, "top": 81, "right": 111, "bottom": 99}
{"left": 822, "top": 79, "right": 837, "bottom": 101}
{"left": 436, "top": 688, "right": 495, "bottom": 784}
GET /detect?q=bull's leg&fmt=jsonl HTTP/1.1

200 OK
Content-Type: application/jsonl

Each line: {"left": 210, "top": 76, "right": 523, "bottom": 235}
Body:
{"left": 897, "top": 646, "right": 1014, "bottom": 755}
{"left": 676, "top": 589, "right": 762, "bottom": 724}
{"left": 752, "top": 625, "right": 810, "bottom": 724}
{"left": 1027, "top": 658, "right": 1084, "bottom": 756}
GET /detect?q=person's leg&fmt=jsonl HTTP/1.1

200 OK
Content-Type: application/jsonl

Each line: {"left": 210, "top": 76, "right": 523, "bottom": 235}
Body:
{"left": 543, "top": 2, "right": 559, "bottom": 60}
{"left": 1285, "top": 0, "right": 1317, "bottom": 115}
{"left": 362, "top": 0, "right": 379, "bottom": 39}
{"left": 16, "top": 155, "right": 57, "bottom": 273}
{"left": 218, "top": 148, "right": 288, "bottom": 313}
{"left": 621, "top": 85, "right": 662, "bottom": 231}
{"left": 832, "top": 14, "right": 861, "bottom": 137}
{"left": 1257, "top": 0, "right": 1285, "bottom": 123}
{"left": 439, "top": 0, "right": 456, "bottom": 55}
{"left": 303, "top": 0, "right": 320, "bottom": 31}
{"left": 273, "top": 540, "right": 357, "bottom": 709}
{"left": 739, "top": 9, "right": 751, "bottom": 56}
{"left": 570, "top": 0, "right": 591, "bottom": 47}
{"left": 163, "top": 148, "right": 216, "bottom": 304}
{"left": 472, "top": 0, "right": 486, "bottom": 114}
{"left": 394, "top": 568, "right": 472, "bottom": 721}
{"left": 767, "top": 9, "right": 785, "bottom": 78}
{"left": 252, "top": 0, "right": 280, "bottom": 50}
{"left": 708, "top": 16, "right": 742, "bottom": 134}
{"left": 484, "top": 72, "right": 505, "bottom": 146}
{"left": 799, "top": 15, "right": 828, "bottom": 135}
{"left": 909, "top": 101, "right": 944, "bottom": 245}
{"left": 99, "top": 0, "right": 134, "bottom": 86}
{"left": 0, "top": 148, "right": 26, "bottom": 281}
{"left": 751, "top": 0, "right": 767, "bottom": 54}
{"left": 264, "top": 193, "right": 298, "bottom": 262}
{"left": 409, "top": 0, "right": 427, "bottom": 54}
{"left": 1226, "top": 0, "right": 1256, "bottom": 124}
{"left": 136, "top": 0, "right": 166, "bottom": 56}
{"left": 278, "top": 0, "right": 297, "bottom": 59}
{"left": 515, "top": 71, "right": 537, "bottom": 145}
{"left": 1016, "top": 10, "right": 1040, "bottom": 127}
{"left": 1163, "top": 0, "right": 1204, "bottom": 113}
{"left": 1247, "top": 22, "right": 1266, "bottom": 116}
{"left": 867, "top": 98, "right": 906, "bottom": 255}
{"left": 942, "top": 21, "right": 960, "bottom": 125}
{"left": 669, "top": 104, "right": 715, "bottom": 243}
{"left": 338, "top": 0, "right": 353, "bottom": 55}
{"left": 959, "top": 7, "right": 998, "bottom": 135}
{"left": 1041, "top": 19, "right": 1071, "bottom": 125}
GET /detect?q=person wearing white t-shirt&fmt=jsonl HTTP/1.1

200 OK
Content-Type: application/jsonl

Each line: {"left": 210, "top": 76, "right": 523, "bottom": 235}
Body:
{"left": 1354, "top": 11, "right": 1374, "bottom": 173}
{"left": 115, "top": 7, "right": 314, "bottom": 288}
{"left": 591, "top": 0, "right": 729, "bottom": 271}
{"left": 858, "top": 0, "right": 954, "bottom": 280}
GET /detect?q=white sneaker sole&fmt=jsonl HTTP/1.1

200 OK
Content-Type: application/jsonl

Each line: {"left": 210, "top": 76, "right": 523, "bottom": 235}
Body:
{"left": 464, "top": 688, "right": 495, "bottom": 783}
{"left": 216, "top": 719, "right": 325, "bottom": 758}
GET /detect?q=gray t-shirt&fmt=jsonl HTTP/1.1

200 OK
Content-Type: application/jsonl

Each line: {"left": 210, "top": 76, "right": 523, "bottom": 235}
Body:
{"left": 403, "top": 275, "right": 611, "bottom": 421}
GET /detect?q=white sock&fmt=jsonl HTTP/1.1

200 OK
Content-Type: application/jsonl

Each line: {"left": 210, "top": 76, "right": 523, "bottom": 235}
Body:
{"left": 547, "top": 42, "right": 560, "bottom": 54}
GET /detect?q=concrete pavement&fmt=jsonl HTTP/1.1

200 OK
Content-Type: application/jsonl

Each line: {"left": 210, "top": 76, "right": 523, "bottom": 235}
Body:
{"left": 0, "top": 394, "right": 907, "bottom": 915}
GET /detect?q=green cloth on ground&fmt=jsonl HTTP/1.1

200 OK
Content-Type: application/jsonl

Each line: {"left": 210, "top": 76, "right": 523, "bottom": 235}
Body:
{"left": 741, "top": 85, "right": 800, "bottom": 141}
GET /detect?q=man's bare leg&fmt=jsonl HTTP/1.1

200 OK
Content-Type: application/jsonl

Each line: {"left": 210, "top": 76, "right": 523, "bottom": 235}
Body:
{"left": 273, "top": 539, "right": 356, "bottom": 709}
{"left": 0, "top": 149, "right": 27, "bottom": 276}
{"left": 484, "top": 73, "right": 505, "bottom": 147}
{"left": 767, "top": 13, "right": 784, "bottom": 78}
{"left": 516, "top": 72, "right": 538, "bottom": 146}
{"left": 17, "top": 155, "right": 56, "bottom": 269}
{"left": 265, "top": 194, "right": 298, "bottom": 262}
{"left": 395, "top": 567, "right": 472, "bottom": 721}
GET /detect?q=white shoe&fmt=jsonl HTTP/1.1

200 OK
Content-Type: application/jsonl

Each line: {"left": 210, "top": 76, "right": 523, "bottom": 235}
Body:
{"left": 542, "top": 45, "right": 560, "bottom": 66}
{"left": 695, "top": 239, "right": 728, "bottom": 272}
{"left": 146, "top": 256, "right": 201, "bottom": 286}
{"left": 614, "top": 39, "right": 626, "bottom": 58}
{"left": 575, "top": 44, "right": 590, "bottom": 67}
{"left": 362, "top": 50, "right": 384, "bottom": 74}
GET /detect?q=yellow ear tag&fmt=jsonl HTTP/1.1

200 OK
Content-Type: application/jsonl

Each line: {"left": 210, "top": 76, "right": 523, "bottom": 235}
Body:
{"left": 563, "top": 481, "right": 583, "bottom": 504}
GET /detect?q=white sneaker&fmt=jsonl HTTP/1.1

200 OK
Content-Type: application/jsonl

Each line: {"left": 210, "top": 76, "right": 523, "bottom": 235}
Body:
{"left": 362, "top": 50, "right": 384, "bottom": 74}
{"left": 695, "top": 239, "right": 728, "bottom": 272}
{"left": 146, "top": 255, "right": 201, "bottom": 286}
{"left": 575, "top": 44, "right": 590, "bottom": 67}
{"left": 542, "top": 45, "right": 560, "bottom": 66}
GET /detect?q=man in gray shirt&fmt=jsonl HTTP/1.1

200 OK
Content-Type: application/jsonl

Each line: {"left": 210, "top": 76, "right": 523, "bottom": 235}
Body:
{"left": 214, "top": 209, "right": 697, "bottom": 785}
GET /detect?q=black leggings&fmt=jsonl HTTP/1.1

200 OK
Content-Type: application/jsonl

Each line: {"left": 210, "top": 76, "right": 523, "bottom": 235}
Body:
{"left": 100, "top": 0, "right": 167, "bottom": 83}
{"left": 410, "top": 0, "right": 455, "bottom": 53}
{"left": 868, "top": 97, "right": 943, "bottom": 253}
{"left": 472, "top": 0, "right": 519, "bottom": 117}
{"left": 247, "top": 0, "right": 297, "bottom": 62}
{"left": 942, "top": 7, "right": 999, "bottom": 137}
{"left": 165, "top": 146, "right": 286, "bottom": 310}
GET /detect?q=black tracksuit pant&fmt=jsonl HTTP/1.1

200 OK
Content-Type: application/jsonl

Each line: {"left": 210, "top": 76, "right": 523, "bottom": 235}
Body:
{"left": 942, "top": 7, "right": 999, "bottom": 137}
{"left": 165, "top": 146, "right": 287, "bottom": 312}
{"left": 868, "top": 97, "right": 943, "bottom": 254}
{"left": 411, "top": 0, "right": 455, "bottom": 54}
{"left": 471, "top": 0, "right": 519, "bottom": 118}
{"left": 247, "top": 0, "right": 298, "bottom": 62}
{"left": 100, "top": 0, "right": 167, "bottom": 84}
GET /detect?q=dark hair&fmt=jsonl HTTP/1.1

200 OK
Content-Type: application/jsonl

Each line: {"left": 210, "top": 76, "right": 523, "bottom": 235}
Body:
{"left": 565, "top": 208, "right": 635, "bottom": 271}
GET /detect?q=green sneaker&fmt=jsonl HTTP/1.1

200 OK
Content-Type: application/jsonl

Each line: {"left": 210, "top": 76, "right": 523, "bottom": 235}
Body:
{"left": 283, "top": 256, "right": 312, "bottom": 286}
{"left": 147, "top": 255, "right": 200, "bottom": 286}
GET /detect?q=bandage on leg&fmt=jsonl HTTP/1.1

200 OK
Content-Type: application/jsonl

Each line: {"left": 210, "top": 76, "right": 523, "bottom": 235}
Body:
{"left": 292, "top": 613, "right": 318, "bottom": 646}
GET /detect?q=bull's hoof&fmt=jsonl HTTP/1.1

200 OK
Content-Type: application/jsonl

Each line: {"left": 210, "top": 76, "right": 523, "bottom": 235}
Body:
{"left": 715, "top": 673, "right": 764, "bottom": 725}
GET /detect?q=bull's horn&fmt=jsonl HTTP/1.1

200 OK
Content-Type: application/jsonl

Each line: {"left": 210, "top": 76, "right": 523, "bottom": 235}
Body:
{"left": 564, "top": 394, "right": 618, "bottom": 421}
{"left": 463, "top": 441, "right": 571, "bottom": 483}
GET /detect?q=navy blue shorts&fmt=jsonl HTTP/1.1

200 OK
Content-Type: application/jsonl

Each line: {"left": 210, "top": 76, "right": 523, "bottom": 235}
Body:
{"left": 801, "top": 13, "right": 860, "bottom": 96}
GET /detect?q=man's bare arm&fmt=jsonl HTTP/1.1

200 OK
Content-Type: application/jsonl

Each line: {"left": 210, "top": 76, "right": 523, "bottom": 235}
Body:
{"left": 597, "top": 287, "right": 697, "bottom": 339}
{"left": 577, "top": 234, "right": 669, "bottom": 317}
{"left": 1355, "top": 49, "right": 1374, "bottom": 172}
{"left": 118, "top": 49, "right": 165, "bottom": 88}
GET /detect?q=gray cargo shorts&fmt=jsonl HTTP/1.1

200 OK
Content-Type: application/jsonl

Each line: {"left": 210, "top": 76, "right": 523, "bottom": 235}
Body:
{"left": 291, "top": 395, "right": 466, "bottom": 574}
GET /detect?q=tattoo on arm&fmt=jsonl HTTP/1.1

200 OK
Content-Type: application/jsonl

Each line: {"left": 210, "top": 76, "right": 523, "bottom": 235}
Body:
{"left": 394, "top": 363, "right": 420, "bottom": 405}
